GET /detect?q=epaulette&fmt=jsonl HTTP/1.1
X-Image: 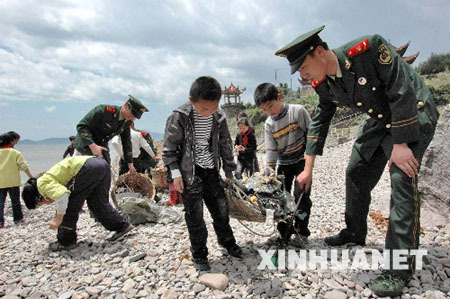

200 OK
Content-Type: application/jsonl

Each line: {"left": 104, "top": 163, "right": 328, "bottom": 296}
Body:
{"left": 105, "top": 106, "right": 116, "bottom": 113}
{"left": 311, "top": 77, "right": 326, "bottom": 88}
{"left": 140, "top": 132, "right": 149, "bottom": 137}
{"left": 347, "top": 39, "right": 370, "bottom": 58}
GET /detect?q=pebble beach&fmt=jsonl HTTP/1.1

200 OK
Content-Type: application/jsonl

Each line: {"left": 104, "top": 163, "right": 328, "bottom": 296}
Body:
{"left": 0, "top": 141, "right": 449, "bottom": 299}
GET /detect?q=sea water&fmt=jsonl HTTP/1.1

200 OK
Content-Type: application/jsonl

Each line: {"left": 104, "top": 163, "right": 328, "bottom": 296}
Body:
{"left": 15, "top": 143, "right": 119, "bottom": 184}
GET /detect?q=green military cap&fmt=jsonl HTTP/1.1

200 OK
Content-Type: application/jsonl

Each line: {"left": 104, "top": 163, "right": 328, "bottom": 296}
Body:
{"left": 275, "top": 25, "right": 325, "bottom": 74}
{"left": 127, "top": 95, "right": 148, "bottom": 119}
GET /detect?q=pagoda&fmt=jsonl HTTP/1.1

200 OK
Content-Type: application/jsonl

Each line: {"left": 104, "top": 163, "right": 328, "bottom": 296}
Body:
{"left": 222, "top": 82, "right": 246, "bottom": 105}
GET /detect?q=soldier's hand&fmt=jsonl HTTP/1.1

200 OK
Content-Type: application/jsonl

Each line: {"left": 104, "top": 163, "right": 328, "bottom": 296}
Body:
{"left": 389, "top": 143, "right": 419, "bottom": 178}
{"left": 174, "top": 177, "right": 184, "bottom": 193}
{"left": 296, "top": 169, "right": 312, "bottom": 192}
{"left": 128, "top": 163, "right": 136, "bottom": 173}
{"left": 89, "top": 144, "right": 108, "bottom": 158}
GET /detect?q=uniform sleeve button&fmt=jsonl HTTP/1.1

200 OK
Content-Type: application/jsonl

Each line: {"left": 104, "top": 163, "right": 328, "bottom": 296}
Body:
{"left": 386, "top": 124, "right": 391, "bottom": 128}
{"left": 357, "top": 102, "right": 363, "bottom": 107}
{"left": 372, "top": 87, "right": 376, "bottom": 91}
{"left": 378, "top": 114, "right": 383, "bottom": 119}
{"left": 368, "top": 109, "right": 373, "bottom": 113}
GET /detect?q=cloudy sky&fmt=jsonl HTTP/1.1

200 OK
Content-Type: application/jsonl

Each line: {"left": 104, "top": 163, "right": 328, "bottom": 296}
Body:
{"left": 1, "top": 0, "right": 449, "bottom": 140}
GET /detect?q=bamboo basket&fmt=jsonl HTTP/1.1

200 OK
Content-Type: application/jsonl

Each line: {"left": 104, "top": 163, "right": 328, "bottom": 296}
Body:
{"left": 111, "top": 172, "right": 156, "bottom": 208}
{"left": 150, "top": 167, "right": 169, "bottom": 189}
{"left": 224, "top": 181, "right": 266, "bottom": 223}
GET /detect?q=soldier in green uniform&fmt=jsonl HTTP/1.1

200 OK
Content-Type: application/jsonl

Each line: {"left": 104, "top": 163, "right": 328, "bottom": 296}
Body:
{"left": 74, "top": 95, "right": 149, "bottom": 170}
{"left": 275, "top": 26, "right": 439, "bottom": 297}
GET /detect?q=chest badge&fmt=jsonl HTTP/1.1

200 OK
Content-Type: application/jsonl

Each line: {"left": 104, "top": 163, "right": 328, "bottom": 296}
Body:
{"left": 345, "top": 60, "right": 352, "bottom": 70}
{"left": 358, "top": 77, "right": 367, "bottom": 85}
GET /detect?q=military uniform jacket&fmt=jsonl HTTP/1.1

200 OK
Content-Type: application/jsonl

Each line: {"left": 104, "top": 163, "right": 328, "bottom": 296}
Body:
{"left": 74, "top": 104, "right": 133, "bottom": 163}
{"left": 305, "top": 34, "right": 439, "bottom": 161}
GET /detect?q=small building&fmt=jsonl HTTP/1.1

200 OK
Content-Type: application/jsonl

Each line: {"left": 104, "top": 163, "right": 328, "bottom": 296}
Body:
{"left": 222, "top": 82, "right": 246, "bottom": 105}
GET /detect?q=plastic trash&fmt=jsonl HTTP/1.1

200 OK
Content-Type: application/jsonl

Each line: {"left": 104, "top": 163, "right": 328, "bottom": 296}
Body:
{"left": 265, "top": 208, "right": 274, "bottom": 225}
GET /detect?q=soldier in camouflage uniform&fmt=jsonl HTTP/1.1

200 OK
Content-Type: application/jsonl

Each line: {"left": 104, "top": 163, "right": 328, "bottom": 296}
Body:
{"left": 275, "top": 26, "right": 439, "bottom": 297}
{"left": 74, "top": 95, "right": 148, "bottom": 172}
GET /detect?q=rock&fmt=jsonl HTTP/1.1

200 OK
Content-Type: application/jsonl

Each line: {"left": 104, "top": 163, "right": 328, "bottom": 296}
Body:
{"left": 362, "top": 288, "right": 372, "bottom": 297}
{"left": 344, "top": 279, "right": 355, "bottom": 288}
{"left": 85, "top": 287, "right": 100, "bottom": 296}
{"left": 355, "top": 284, "right": 364, "bottom": 292}
{"left": 324, "top": 290, "right": 347, "bottom": 299}
{"left": 440, "top": 279, "right": 450, "bottom": 293}
{"left": 323, "top": 278, "right": 344, "bottom": 290}
{"left": 122, "top": 279, "right": 136, "bottom": 293}
{"left": 421, "top": 273, "right": 434, "bottom": 284}
{"left": 57, "top": 291, "right": 75, "bottom": 299}
{"left": 192, "top": 283, "right": 206, "bottom": 293}
{"left": 419, "top": 104, "right": 450, "bottom": 227}
{"left": 267, "top": 287, "right": 282, "bottom": 297}
{"left": 121, "top": 250, "right": 130, "bottom": 258}
{"left": 29, "top": 292, "right": 43, "bottom": 299}
{"left": 199, "top": 274, "right": 229, "bottom": 291}
{"left": 129, "top": 253, "right": 147, "bottom": 263}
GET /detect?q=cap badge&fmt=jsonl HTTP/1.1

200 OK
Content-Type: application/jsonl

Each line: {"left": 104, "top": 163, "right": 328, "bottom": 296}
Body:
{"left": 358, "top": 77, "right": 367, "bottom": 85}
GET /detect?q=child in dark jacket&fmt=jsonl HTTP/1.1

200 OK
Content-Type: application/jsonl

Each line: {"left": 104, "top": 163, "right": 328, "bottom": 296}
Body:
{"left": 162, "top": 76, "right": 243, "bottom": 271}
{"left": 234, "top": 117, "right": 257, "bottom": 180}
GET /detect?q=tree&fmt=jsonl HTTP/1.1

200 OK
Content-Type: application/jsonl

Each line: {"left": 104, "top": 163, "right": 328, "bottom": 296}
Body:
{"left": 416, "top": 53, "right": 450, "bottom": 75}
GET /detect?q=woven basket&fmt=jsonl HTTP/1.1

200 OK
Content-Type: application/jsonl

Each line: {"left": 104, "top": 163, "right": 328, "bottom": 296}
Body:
{"left": 111, "top": 172, "right": 156, "bottom": 208}
{"left": 150, "top": 167, "right": 169, "bottom": 189}
{"left": 224, "top": 182, "right": 266, "bottom": 223}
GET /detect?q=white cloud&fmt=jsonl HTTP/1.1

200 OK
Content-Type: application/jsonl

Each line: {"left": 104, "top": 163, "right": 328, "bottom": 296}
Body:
{"left": 0, "top": 0, "right": 448, "bottom": 109}
{"left": 44, "top": 105, "right": 56, "bottom": 112}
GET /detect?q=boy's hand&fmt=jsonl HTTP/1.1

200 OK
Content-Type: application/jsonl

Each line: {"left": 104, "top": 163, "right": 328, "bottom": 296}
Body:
{"left": 174, "top": 177, "right": 184, "bottom": 193}
{"left": 296, "top": 169, "right": 312, "bottom": 192}
{"left": 234, "top": 145, "right": 245, "bottom": 152}
{"left": 49, "top": 214, "right": 64, "bottom": 230}
{"left": 389, "top": 143, "right": 419, "bottom": 178}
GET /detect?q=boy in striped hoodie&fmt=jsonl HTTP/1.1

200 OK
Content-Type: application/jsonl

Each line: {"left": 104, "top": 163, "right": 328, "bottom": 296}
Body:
{"left": 254, "top": 83, "right": 312, "bottom": 245}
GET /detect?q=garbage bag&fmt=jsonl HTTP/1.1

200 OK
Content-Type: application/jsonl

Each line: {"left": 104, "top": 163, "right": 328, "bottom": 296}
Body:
{"left": 118, "top": 196, "right": 182, "bottom": 225}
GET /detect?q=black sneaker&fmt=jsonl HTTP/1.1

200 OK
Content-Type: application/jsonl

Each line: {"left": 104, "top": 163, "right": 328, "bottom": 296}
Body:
{"left": 48, "top": 241, "right": 77, "bottom": 252}
{"left": 107, "top": 223, "right": 134, "bottom": 241}
{"left": 369, "top": 271, "right": 406, "bottom": 297}
{"left": 225, "top": 244, "right": 243, "bottom": 259}
{"left": 193, "top": 257, "right": 211, "bottom": 271}
{"left": 324, "top": 231, "right": 365, "bottom": 246}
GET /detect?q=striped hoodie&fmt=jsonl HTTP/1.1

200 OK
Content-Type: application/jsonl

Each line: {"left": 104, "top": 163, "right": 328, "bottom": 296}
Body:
{"left": 265, "top": 104, "right": 311, "bottom": 168}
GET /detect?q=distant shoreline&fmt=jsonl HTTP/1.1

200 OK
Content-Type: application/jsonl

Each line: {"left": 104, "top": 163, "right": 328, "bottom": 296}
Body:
{"left": 20, "top": 132, "right": 164, "bottom": 145}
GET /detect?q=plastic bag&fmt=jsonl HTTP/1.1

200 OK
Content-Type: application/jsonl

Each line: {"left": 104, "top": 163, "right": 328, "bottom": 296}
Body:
{"left": 118, "top": 197, "right": 182, "bottom": 225}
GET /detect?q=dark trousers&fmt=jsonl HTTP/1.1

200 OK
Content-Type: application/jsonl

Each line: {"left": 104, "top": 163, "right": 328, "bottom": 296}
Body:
{"left": 277, "top": 160, "right": 312, "bottom": 237}
{"left": 0, "top": 187, "right": 23, "bottom": 224}
{"left": 183, "top": 166, "right": 237, "bottom": 259}
{"left": 119, "top": 158, "right": 144, "bottom": 175}
{"left": 235, "top": 157, "right": 254, "bottom": 180}
{"left": 344, "top": 103, "right": 438, "bottom": 279}
{"left": 58, "top": 157, "right": 129, "bottom": 245}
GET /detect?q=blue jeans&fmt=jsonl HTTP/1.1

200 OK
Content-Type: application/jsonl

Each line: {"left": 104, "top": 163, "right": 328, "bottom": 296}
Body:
{"left": 0, "top": 186, "right": 24, "bottom": 224}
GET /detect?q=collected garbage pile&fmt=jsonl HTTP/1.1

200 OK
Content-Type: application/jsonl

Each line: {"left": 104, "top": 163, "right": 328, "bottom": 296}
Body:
{"left": 225, "top": 171, "right": 295, "bottom": 223}
{"left": 111, "top": 172, "right": 182, "bottom": 225}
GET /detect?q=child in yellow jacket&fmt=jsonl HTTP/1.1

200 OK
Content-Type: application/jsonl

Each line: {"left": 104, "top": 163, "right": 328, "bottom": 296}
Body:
{"left": 22, "top": 156, "right": 133, "bottom": 251}
{"left": 0, "top": 132, "right": 33, "bottom": 228}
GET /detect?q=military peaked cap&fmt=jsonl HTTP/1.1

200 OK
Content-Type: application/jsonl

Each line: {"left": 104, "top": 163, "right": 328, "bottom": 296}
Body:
{"left": 127, "top": 95, "right": 148, "bottom": 119}
{"left": 275, "top": 25, "right": 325, "bottom": 74}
